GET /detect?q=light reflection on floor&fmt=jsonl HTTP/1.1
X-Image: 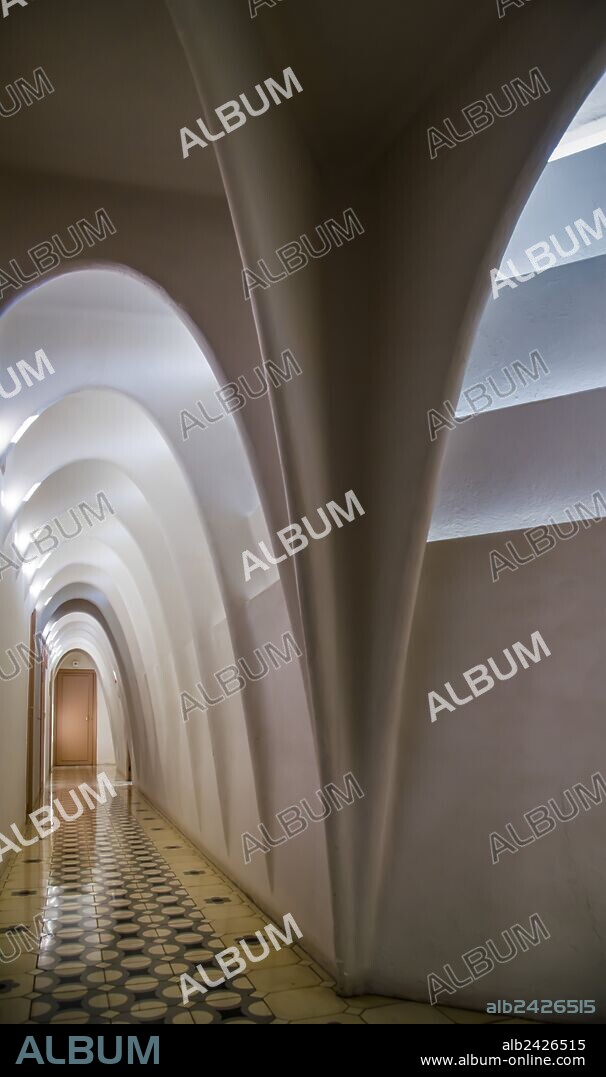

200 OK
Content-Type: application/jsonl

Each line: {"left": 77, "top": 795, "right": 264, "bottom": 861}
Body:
{"left": 0, "top": 768, "right": 514, "bottom": 1025}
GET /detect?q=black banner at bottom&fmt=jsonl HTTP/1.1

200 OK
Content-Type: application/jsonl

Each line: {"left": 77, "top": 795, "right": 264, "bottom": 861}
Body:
{"left": 0, "top": 1021, "right": 603, "bottom": 1069}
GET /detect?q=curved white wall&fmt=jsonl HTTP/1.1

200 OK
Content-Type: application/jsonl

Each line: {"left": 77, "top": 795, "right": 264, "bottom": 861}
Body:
{"left": 3, "top": 0, "right": 606, "bottom": 1006}
{"left": 412, "top": 51, "right": 606, "bottom": 1016}
{"left": 0, "top": 267, "right": 334, "bottom": 968}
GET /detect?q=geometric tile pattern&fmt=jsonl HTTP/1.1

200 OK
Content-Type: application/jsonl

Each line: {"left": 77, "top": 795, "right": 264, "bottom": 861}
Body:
{"left": 0, "top": 768, "right": 510, "bottom": 1024}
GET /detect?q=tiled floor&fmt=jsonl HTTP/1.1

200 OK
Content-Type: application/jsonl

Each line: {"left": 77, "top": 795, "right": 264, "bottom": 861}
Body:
{"left": 0, "top": 767, "right": 512, "bottom": 1025}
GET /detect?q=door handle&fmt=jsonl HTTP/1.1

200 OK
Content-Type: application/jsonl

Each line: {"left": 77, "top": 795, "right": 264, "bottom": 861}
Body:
{"left": 85, "top": 715, "right": 89, "bottom": 722}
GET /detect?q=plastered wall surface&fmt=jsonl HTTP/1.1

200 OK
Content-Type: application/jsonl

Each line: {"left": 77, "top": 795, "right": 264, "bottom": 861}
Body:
{"left": 1, "top": 0, "right": 606, "bottom": 1002}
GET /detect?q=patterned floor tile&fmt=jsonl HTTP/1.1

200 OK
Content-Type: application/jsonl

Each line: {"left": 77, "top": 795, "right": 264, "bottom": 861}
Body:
{"left": 0, "top": 771, "right": 271, "bottom": 1025}
{"left": 0, "top": 766, "right": 494, "bottom": 1025}
{"left": 264, "top": 986, "right": 348, "bottom": 1020}
{"left": 362, "top": 1001, "right": 454, "bottom": 1024}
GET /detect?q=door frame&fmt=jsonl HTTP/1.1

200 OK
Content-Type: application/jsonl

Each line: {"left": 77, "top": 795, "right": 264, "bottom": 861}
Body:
{"left": 53, "top": 668, "right": 97, "bottom": 767}
{"left": 25, "top": 610, "right": 37, "bottom": 813}
{"left": 39, "top": 647, "right": 47, "bottom": 795}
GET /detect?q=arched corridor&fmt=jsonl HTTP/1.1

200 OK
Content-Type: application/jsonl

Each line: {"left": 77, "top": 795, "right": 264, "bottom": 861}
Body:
{"left": 0, "top": 266, "right": 342, "bottom": 1020}
{"left": 1, "top": 0, "right": 606, "bottom": 1048}
{"left": 0, "top": 768, "right": 360, "bottom": 1024}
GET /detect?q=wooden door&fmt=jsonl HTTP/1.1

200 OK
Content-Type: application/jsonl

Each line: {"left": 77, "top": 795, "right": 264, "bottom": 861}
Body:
{"left": 54, "top": 670, "right": 96, "bottom": 766}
